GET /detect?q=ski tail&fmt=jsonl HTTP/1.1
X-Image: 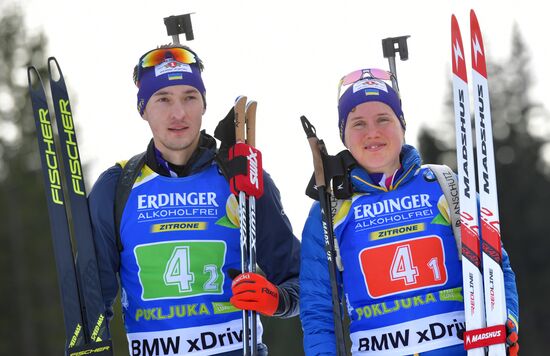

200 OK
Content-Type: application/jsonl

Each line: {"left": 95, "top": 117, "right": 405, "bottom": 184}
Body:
{"left": 450, "top": 15, "right": 487, "bottom": 356}
{"left": 469, "top": 10, "right": 507, "bottom": 355}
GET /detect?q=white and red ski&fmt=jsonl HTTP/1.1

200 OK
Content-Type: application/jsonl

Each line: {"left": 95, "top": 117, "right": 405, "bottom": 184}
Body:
{"left": 451, "top": 10, "right": 507, "bottom": 355}
{"left": 451, "top": 14, "right": 487, "bottom": 356}
{"left": 470, "top": 10, "right": 508, "bottom": 356}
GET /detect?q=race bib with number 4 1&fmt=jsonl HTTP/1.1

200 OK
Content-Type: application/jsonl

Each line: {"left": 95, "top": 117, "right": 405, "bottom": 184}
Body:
{"left": 359, "top": 236, "right": 448, "bottom": 298}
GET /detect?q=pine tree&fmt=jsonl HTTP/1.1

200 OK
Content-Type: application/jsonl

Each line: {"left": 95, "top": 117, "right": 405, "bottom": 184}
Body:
{"left": 0, "top": 4, "right": 66, "bottom": 355}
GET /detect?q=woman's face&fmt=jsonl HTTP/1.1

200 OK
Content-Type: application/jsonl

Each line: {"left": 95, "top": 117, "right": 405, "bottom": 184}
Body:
{"left": 344, "top": 101, "right": 405, "bottom": 176}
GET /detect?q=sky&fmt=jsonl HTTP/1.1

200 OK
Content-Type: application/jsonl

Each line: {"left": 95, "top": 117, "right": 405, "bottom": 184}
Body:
{"left": 15, "top": 0, "right": 550, "bottom": 233}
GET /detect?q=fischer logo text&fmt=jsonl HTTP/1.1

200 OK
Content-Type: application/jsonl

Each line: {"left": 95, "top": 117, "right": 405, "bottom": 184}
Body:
{"left": 59, "top": 99, "right": 85, "bottom": 196}
{"left": 39, "top": 108, "right": 63, "bottom": 205}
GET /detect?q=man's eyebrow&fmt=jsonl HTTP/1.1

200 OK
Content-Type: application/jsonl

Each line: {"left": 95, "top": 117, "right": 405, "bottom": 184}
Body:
{"left": 152, "top": 90, "right": 172, "bottom": 96}
{"left": 153, "top": 88, "right": 199, "bottom": 96}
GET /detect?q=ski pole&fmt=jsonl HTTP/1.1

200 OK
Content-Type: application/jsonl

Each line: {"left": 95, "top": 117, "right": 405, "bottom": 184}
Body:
{"left": 234, "top": 96, "right": 251, "bottom": 356}
{"left": 301, "top": 115, "right": 346, "bottom": 356}
{"left": 245, "top": 101, "right": 259, "bottom": 354}
{"left": 232, "top": 96, "right": 263, "bottom": 355}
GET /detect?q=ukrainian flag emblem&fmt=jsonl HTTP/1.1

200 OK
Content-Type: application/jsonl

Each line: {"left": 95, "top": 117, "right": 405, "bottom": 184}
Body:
{"left": 364, "top": 89, "right": 380, "bottom": 96}
{"left": 168, "top": 73, "right": 183, "bottom": 80}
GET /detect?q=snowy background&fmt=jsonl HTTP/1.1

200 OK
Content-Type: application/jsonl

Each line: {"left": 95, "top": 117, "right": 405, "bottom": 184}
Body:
{"left": 19, "top": 0, "right": 550, "bottom": 233}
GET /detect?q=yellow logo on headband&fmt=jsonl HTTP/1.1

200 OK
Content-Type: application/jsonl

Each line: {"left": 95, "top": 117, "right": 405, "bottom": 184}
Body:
{"left": 137, "top": 99, "right": 145, "bottom": 113}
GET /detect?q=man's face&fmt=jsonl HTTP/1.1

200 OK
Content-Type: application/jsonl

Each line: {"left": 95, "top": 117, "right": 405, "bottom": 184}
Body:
{"left": 142, "top": 84, "right": 205, "bottom": 163}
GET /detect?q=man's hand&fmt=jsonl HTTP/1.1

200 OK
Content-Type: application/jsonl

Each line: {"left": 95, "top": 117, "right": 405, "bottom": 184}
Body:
{"left": 230, "top": 272, "right": 279, "bottom": 316}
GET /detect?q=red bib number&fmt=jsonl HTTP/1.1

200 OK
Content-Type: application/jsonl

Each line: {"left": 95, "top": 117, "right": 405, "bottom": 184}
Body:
{"left": 359, "top": 236, "right": 448, "bottom": 298}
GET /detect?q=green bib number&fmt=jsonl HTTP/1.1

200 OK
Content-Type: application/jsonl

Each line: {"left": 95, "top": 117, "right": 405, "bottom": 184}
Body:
{"left": 135, "top": 240, "right": 226, "bottom": 300}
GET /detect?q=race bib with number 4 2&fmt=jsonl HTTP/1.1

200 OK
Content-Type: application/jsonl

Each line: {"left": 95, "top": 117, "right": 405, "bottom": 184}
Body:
{"left": 134, "top": 240, "right": 227, "bottom": 300}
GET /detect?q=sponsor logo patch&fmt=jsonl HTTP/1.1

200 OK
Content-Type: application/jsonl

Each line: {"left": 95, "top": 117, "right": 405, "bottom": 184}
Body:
{"left": 155, "top": 60, "right": 192, "bottom": 77}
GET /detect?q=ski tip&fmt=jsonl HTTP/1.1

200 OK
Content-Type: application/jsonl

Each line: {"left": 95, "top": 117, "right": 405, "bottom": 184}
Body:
{"left": 27, "top": 66, "right": 42, "bottom": 88}
{"left": 469, "top": 10, "right": 482, "bottom": 42}
{"left": 450, "top": 15, "right": 467, "bottom": 82}
{"left": 47, "top": 57, "right": 64, "bottom": 83}
{"left": 469, "top": 10, "right": 487, "bottom": 78}
{"left": 469, "top": 9, "right": 478, "bottom": 23}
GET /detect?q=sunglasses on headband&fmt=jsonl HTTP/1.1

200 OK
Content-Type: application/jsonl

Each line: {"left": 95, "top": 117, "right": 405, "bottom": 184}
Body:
{"left": 337, "top": 68, "right": 398, "bottom": 101}
{"left": 133, "top": 47, "right": 199, "bottom": 85}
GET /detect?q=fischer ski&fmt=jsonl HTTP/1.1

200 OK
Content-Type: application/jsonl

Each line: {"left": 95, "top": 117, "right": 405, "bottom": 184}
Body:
{"left": 451, "top": 11, "right": 507, "bottom": 355}
{"left": 230, "top": 96, "right": 264, "bottom": 356}
{"left": 28, "top": 58, "right": 112, "bottom": 356}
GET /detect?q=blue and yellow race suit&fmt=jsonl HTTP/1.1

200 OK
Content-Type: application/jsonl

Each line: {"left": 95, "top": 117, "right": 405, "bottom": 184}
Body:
{"left": 300, "top": 145, "right": 518, "bottom": 356}
{"left": 89, "top": 133, "right": 300, "bottom": 355}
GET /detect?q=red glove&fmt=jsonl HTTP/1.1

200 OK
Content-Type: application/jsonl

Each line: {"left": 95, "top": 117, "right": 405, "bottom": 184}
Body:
{"left": 230, "top": 272, "right": 279, "bottom": 316}
{"left": 506, "top": 318, "right": 519, "bottom": 356}
{"left": 228, "top": 143, "right": 264, "bottom": 198}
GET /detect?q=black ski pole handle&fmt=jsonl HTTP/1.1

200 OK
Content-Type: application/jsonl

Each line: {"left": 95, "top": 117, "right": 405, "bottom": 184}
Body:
{"left": 300, "top": 115, "right": 317, "bottom": 139}
{"left": 301, "top": 116, "right": 326, "bottom": 189}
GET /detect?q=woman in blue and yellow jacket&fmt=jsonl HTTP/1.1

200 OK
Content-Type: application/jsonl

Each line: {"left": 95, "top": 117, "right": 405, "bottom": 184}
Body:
{"left": 299, "top": 69, "right": 519, "bottom": 356}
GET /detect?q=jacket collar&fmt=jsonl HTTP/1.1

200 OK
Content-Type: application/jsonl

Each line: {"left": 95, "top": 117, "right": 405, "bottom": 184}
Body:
{"left": 145, "top": 130, "right": 218, "bottom": 177}
{"left": 350, "top": 144, "right": 422, "bottom": 194}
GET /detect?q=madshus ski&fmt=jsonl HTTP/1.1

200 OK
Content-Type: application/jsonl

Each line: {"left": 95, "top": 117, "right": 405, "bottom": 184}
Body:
{"left": 451, "top": 10, "right": 507, "bottom": 355}
{"left": 28, "top": 58, "right": 112, "bottom": 356}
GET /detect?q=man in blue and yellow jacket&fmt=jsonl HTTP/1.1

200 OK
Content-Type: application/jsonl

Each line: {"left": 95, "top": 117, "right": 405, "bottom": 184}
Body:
{"left": 89, "top": 44, "right": 300, "bottom": 356}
